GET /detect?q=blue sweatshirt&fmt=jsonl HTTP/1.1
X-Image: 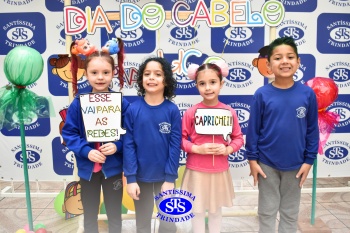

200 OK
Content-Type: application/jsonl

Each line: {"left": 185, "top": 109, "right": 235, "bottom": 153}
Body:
{"left": 123, "top": 97, "right": 181, "bottom": 184}
{"left": 245, "top": 82, "right": 319, "bottom": 171}
{"left": 62, "top": 90, "right": 130, "bottom": 181}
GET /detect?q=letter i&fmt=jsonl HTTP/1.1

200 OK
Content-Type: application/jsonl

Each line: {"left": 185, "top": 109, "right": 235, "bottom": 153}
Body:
{"left": 86, "top": 6, "right": 92, "bottom": 34}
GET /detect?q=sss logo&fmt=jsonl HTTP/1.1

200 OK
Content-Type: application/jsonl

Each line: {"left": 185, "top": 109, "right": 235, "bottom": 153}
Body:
{"left": 330, "top": 27, "right": 350, "bottom": 42}
{"left": 331, "top": 107, "right": 350, "bottom": 123}
{"left": 228, "top": 149, "right": 246, "bottom": 162}
{"left": 159, "top": 198, "right": 192, "bottom": 216}
{"left": 226, "top": 27, "right": 252, "bottom": 41}
{"left": 330, "top": 68, "right": 349, "bottom": 82}
{"left": 170, "top": 26, "right": 197, "bottom": 40}
{"left": 325, "top": 146, "right": 348, "bottom": 160}
{"left": 227, "top": 68, "right": 251, "bottom": 82}
{"left": 15, "top": 150, "right": 40, "bottom": 164}
{"left": 279, "top": 27, "right": 304, "bottom": 40}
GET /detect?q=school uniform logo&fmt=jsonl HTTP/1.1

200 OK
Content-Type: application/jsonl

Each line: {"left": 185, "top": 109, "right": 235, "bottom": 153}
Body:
{"left": 277, "top": 19, "right": 307, "bottom": 46}
{"left": 0, "top": 12, "right": 46, "bottom": 55}
{"left": 101, "top": 21, "right": 155, "bottom": 53}
{"left": 159, "top": 122, "right": 171, "bottom": 134}
{"left": 296, "top": 107, "right": 306, "bottom": 118}
{"left": 282, "top": 0, "right": 317, "bottom": 12}
{"left": 317, "top": 13, "right": 350, "bottom": 54}
{"left": 322, "top": 140, "right": 350, "bottom": 166}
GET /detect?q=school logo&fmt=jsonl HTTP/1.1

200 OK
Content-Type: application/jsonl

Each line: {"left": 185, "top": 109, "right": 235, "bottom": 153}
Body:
{"left": 211, "top": 26, "right": 264, "bottom": 53}
{"left": 224, "top": 60, "right": 254, "bottom": 89}
{"left": 228, "top": 101, "right": 250, "bottom": 134}
{"left": 293, "top": 54, "right": 316, "bottom": 84}
{"left": 325, "top": 61, "right": 350, "bottom": 89}
{"left": 12, "top": 144, "right": 43, "bottom": 170}
{"left": 281, "top": 0, "right": 317, "bottom": 12}
{"left": 296, "top": 107, "right": 306, "bottom": 118}
{"left": 328, "top": 98, "right": 350, "bottom": 133}
{"left": 166, "top": 21, "right": 200, "bottom": 48}
{"left": 228, "top": 148, "right": 249, "bottom": 168}
{"left": 317, "top": 13, "right": 350, "bottom": 54}
{"left": 52, "top": 137, "right": 74, "bottom": 175}
{"left": 101, "top": 21, "right": 155, "bottom": 53}
{"left": 179, "top": 150, "right": 187, "bottom": 166}
{"left": 322, "top": 140, "right": 350, "bottom": 166}
{"left": 0, "top": 12, "right": 46, "bottom": 55}
{"left": 159, "top": 122, "right": 171, "bottom": 134}
{"left": 3, "top": 0, "right": 34, "bottom": 6}
{"left": 45, "top": 0, "right": 100, "bottom": 12}
{"left": 277, "top": 19, "right": 307, "bottom": 46}
{"left": 56, "top": 21, "right": 87, "bottom": 47}
{"left": 328, "top": 0, "right": 350, "bottom": 7}
{"left": 155, "top": 189, "right": 195, "bottom": 222}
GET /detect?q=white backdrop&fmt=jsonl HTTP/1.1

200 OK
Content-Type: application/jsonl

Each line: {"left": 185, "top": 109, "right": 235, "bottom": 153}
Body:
{"left": 0, "top": 0, "right": 349, "bottom": 182}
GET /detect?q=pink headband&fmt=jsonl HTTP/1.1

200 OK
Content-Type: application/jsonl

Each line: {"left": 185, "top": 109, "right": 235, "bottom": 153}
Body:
{"left": 187, "top": 60, "right": 229, "bottom": 80}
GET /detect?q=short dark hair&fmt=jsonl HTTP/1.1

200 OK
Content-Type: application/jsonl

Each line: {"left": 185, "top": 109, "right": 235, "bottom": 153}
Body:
{"left": 137, "top": 57, "right": 176, "bottom": 100}
{"left": 267, "top": 37, "right": 299, "bottom": 61}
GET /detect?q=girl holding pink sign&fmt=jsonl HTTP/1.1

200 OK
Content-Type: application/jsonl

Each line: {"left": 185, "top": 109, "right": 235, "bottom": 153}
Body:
{"left": 181, "top": 60, "right": 244, "bottom": 233}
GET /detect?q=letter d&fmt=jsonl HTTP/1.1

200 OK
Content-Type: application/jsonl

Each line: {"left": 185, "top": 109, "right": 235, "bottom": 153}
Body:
{"left": 120, "top": 3, "right": 142, "bottom": 31}
{"left": 64, "top": 6, "right": 87, "bottom": 35}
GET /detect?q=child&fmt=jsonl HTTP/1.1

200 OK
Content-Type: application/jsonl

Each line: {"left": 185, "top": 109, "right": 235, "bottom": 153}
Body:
{"left": 123, "top": 57, "right": 181, "bottom": 233}
{"left": 245, "top": 37, "right": 319, "bottom": 233}
{"left": 181, "top": 61, "right": 244, "bottom": 233}
{"left": 62, "top": 46, "right": 129, "bottom": 233}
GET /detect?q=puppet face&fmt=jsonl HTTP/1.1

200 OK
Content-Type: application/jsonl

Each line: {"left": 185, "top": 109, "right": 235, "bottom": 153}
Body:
{"left": 72, "top": 38, "right": 97, "bottom": 56}
{"left": 52, "top": 61, "right": 85, "bottom": 82}
{"left": 102, "top": 39, "right": 119, "bottom": 55}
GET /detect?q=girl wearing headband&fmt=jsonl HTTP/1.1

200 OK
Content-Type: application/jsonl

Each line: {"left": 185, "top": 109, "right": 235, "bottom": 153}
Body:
{"left": 181, "top": 60, "right": 244, "bottom": 233}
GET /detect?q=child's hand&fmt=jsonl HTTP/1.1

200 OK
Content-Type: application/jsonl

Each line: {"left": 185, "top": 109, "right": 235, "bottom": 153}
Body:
{"left": 127, "top": 182, "right": 140, "bottom": 200}
{"left": 296, "top": 163, "right": 312, "bottom": 188}
{"left": 98, "top": 142, "right": 117, "bottom": 156}
{"left": 213, "top": 144, "right": 230, "bottom": 155}
{"left": 249, "top": 160, "right": 266, "bottom": 186}
{"left": 88, "top": 149, "right": 106, "bottom": 163}
{"left": 193, "top": 143, "right": 220, "bottom": 155}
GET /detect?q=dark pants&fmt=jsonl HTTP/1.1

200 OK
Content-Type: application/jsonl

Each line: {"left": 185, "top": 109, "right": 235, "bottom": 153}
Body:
{"left": 80, "top": 172, "right": 123, "bottom": 233}
{"left": 134, "top": 181, "right": 177, "bottom": 233}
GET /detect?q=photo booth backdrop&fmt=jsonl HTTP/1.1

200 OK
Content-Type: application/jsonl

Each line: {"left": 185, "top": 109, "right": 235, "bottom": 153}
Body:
{"left": 0, "top": 0, "right": 349, "bottom": 182}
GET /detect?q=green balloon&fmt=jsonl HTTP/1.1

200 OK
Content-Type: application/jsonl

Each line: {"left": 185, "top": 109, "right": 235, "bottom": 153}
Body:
{"left": 54, "top": 191, "right": 65, "bottom": 217}
{"left": 4, "top": 46, "right": 43, "bottom": 86}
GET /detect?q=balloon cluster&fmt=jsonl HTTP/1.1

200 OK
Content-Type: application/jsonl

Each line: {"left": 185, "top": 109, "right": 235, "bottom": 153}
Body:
{"left": 305, "top": 77, "right": 340, "bottom": 154}
{"left": 16, "top": 223, "right": 47, "bottom": 233}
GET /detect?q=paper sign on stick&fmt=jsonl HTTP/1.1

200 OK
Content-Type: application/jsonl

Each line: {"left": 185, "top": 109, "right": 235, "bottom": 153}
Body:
{"left": 194, "top": 108, "right": 233, "bottom": 141}
{"left": 80, "top": 92, "right": 126, "bottom": 142}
